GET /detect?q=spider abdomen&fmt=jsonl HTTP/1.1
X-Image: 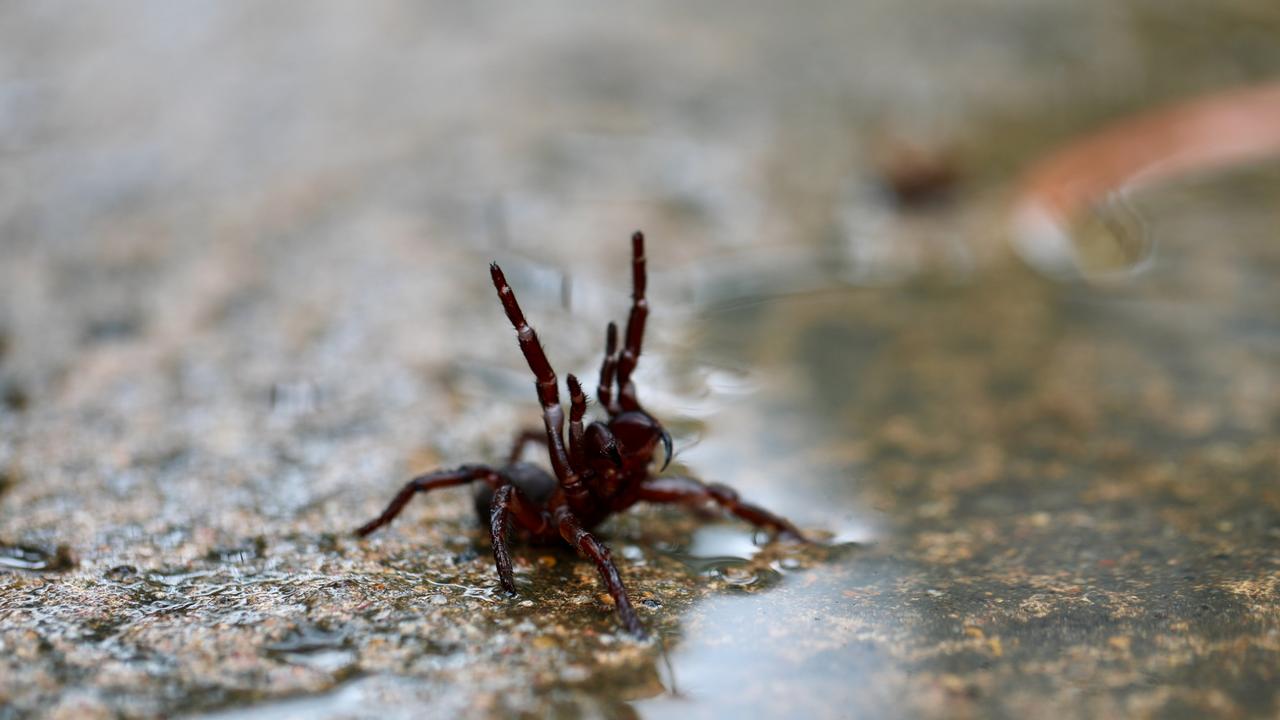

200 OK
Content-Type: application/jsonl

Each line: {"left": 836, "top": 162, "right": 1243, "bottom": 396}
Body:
{"left": 472, "top": 462, "right": 557, "bottom": 528}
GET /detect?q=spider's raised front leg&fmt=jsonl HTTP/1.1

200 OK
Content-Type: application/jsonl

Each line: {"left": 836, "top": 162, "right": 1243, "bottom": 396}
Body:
{"left": 555, "top": 506, "right": 645, "bottom": 637}
{"left": 356, "top": 464, "right": 500, "bottom": 537}
{"left": 638, "top": 476, "right": 806, "bottom": 541}
{"left": 566, "top": 374, "right": 588, "bottom": 471}
{"left": 615, "top": 232, "right": 649, "bottom": 412}
{"left": 490, "top": 263, "right": 590, "bottom": 511}
{"left": 488, "top": 483, "right": 552, "bottom": 593}
{"left": 596, "top": 322, "right": 620, "bottom": 415}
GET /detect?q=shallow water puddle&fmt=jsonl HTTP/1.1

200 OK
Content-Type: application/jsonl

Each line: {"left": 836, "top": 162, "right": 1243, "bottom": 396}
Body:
{"left": 0, "top": 543, "right": 75, "bottom": 572}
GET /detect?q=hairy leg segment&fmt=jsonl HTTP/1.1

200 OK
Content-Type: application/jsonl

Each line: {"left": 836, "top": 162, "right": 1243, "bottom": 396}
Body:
{"left": 356, "top": 464, "right": 501, "bottom": 537}
{"left": 639, "top": 476, "right": 806, "bottom": 541}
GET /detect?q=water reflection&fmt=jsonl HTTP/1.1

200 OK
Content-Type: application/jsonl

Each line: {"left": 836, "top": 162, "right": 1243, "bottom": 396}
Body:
{"left": 631, "top": 164, "right": 1280, "bottom": 716}
{"left": 637, "top": 591, "right": 887, "bottom": 719}
{"left": 0, "top": 542, "right": 75, "bottom": 572}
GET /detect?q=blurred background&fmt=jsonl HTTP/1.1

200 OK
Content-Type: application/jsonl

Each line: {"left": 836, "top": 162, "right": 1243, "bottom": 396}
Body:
{"left": 2, "top": 2, "right": 1280, "bottom": 718}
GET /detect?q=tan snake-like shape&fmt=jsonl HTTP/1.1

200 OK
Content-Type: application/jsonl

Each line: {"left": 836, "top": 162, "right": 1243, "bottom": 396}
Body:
{"left": 1010, "top": 82, "right": 1280, "bottom": 279}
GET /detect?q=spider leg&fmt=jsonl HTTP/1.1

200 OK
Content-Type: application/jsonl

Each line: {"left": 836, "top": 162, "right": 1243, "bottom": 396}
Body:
{"left": 566, "top": 374, "right": 588, "bottom": 472}
{"left": 596, "top": 322, "right": 620, "bottom": 415}
{"left": 638, "top": 476, "right": 806, "bottom": 541}
{"left": 355, "top": 464, "right": 500, "bottom": 537}
{"left": 507, "top": 429, "right": 547, "bottom": 465}
{"left": 555, "top": 506, "right": 645, "bottom": 637}
{"left": 488, "top": 484, "right": 552, "bottom": 593}
{"left": 615, "top": 232, "right": 648, "bottom": 412}
{"left": 490, "top": 264, "right": 590, "bottom": 506}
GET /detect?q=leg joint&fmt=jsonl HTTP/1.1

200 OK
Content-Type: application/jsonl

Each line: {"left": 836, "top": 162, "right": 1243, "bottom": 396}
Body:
{"left": 707, "top": 483, "right": 739, "bottom": 503}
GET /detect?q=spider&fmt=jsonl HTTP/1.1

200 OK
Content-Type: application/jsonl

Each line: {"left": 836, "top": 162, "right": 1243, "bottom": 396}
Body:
{"left": 355, "top": 232, "right": 805, "bottom": 636}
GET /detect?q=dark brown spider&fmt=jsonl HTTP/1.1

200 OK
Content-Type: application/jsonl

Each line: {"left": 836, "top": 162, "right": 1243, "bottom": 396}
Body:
{"left": 355, "top": 232, "right": 804, "bottom": 636}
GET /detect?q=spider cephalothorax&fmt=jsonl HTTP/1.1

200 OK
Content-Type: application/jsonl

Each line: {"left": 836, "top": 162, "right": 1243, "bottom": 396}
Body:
{"left": 355, "top": 232, "right": 804, "bottom": 636}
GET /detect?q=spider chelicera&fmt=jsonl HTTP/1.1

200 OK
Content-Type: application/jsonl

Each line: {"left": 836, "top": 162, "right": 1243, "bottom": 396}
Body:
{"left": 355, "top": 232, "right": 805, "bottom": 636}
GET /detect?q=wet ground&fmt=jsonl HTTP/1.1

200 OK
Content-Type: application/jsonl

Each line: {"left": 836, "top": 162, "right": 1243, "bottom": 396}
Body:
{"left": 3, "top": 2, "right": 1280, "bottom": 718}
